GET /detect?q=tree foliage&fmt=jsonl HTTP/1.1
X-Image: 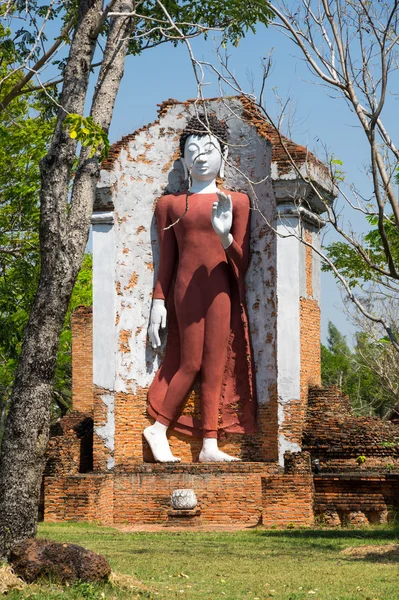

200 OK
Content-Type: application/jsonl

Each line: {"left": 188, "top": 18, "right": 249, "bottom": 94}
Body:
{"left": 0, "top": 0, "right": 273, "bottom": 112}
{"left": 266, "top": 0, "right": 399, "bottom": 351}
{"left": 0, "top": 23, "right": 93, "bottom": 439}
{"left": 0, "top": 0, "right": 274, "bottom": 557}
{"left": 321, "top": 322, "right": 397, "bottom": 419}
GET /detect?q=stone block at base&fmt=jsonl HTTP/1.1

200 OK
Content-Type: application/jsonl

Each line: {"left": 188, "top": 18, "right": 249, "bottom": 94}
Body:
{"left": 166, "top": 508, "right": 201, "bottom": 527}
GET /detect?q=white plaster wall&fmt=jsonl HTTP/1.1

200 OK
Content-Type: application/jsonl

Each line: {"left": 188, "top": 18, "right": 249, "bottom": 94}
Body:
{"left": 94, "top": 393, "right": 115, "bottom": 470}
{"left": 92, "top": 212, "right": 117, "bottom": 469}
{"left": 276, "top": 213, "right": 302, "bottom": 464}
{"left": 92, "top": 215, "right": 116, "bottom": 390}
{"left": 98, "top": 98, "right": 278, "bottom": 407}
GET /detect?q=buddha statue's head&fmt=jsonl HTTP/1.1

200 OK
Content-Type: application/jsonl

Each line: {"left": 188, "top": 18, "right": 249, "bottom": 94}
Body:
{"left": 179, "top": 114, "right": 229, "bottom": 183}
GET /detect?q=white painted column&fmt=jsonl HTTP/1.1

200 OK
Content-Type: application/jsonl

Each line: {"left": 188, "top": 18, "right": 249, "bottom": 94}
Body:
{"left": 276, "top": 206, "right": 303, "bottom": 465}
{"left": 92, "top": 211, "right": 116, "bottom": 469}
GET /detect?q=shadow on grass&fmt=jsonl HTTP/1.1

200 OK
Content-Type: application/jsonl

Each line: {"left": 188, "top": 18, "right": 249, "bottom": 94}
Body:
{"left": 347, "top": 549, "right": 399, "bottom": 562}
{"left": 257, "top": 528, "right": 399, "bottom": 541}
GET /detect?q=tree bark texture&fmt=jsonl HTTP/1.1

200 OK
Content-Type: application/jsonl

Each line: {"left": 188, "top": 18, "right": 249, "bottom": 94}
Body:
{"left": 0, "top": 0, "right": 133, "bottom": 559}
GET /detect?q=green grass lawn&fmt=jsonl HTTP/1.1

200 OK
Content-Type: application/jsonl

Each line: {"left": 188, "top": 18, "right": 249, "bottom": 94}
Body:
{"left": 3, "top": 523, "right": 399, "bottom": 600}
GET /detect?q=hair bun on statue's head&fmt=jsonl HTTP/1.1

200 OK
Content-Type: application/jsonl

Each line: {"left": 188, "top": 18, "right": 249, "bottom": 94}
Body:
{"left": 179, "top": 113, "right": 229, "bottom": 156}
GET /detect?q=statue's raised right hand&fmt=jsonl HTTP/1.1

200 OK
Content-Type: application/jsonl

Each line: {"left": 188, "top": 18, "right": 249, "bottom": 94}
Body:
{"left": 149, "top": 299, "right": 167, "bottom": 348}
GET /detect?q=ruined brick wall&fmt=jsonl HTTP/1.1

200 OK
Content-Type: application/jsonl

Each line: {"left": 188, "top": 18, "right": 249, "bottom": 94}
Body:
{"left": 93, "top": 386, "right": 113, "bottom": 471}
{"left": 304, "top": 386, "right": 399, "bottom": 471}
{"left": 299, "top": 228, "right": 321, "bottom": 431}
{"left": 113, "top": 389, "right": 278, "bottom": 467}
{"left": 278, "top": 227, "right": 322, "bottom": 455}
{"left": 112, "top": 463, "right": 278, "bottom": 526}
{"left": 44, "top": 412, "right": 93, "bottom": 477}
{"left": 262, "top": 451, "right": 315, "bottom": 527}
{"left": 44, "top": 474, "right": 114, "bottom": 525}
{"left": 314, "top": 474, "right": 399, "bottom": 526}
{"left": 72, "top": 306, "right": 93, "bottom": 414}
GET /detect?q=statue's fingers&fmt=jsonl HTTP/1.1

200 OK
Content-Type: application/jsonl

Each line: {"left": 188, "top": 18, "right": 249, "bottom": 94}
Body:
{"left": 212, "top": 201, "right": 218, "bottom": 219}
{"left": 161, "top": 312, "right": 167, "bottom": 329}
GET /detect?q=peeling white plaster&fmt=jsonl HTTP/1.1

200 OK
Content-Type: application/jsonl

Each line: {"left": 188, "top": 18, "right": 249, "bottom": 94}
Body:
{"left": 92, "top": 216, "right": 116, "bottom": 391}
{"left": 276, "top": 215, "right": 301, "bottom": 401}
{"left": 97, "top": 98, "right": 278, "bottom": 405}
{"left": 93, "top": 98, "right": 329, "bottom": 461}
{"left": 278, "top": 404, "right": 301, "bottom": 465}
{"left": 94, "top": 393, "right": 115, "bottom": 470}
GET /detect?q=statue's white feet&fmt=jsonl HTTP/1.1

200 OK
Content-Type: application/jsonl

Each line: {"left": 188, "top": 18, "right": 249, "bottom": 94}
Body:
{"left": 199, "top": 438, "right": 241, "bottom": 462}
{"left": 143, "top": 424, "right": 181, "bottom": 463}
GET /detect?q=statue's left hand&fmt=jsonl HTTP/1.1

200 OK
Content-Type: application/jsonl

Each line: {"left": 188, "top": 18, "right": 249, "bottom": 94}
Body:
{"left": 212, "top": 191, "right": 233, "bottom": 249}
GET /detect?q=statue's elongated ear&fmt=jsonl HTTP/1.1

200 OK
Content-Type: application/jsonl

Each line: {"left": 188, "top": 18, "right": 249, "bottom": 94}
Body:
{"left": 219, "top": 146, "right": 229, "bottom": 179}
{"left": 180, "top": 157, "right": 189, "bottom": 180}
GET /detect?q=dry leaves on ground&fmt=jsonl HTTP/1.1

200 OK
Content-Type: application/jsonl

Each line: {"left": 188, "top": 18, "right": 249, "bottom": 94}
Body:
{"left": 109, "top": 570, "right": 155, "bottom": 594}
{"left": 0, "top": 563, "right": 26, "bottom": 594}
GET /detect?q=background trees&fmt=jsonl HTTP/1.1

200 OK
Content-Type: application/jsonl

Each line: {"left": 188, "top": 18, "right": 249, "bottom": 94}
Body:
{"left": 321, "top": 322, "right": 398, "bottom": 419}
{"left": 262, "top": 1, "right": 399, "bottom": 349}
{"left": 0, "top": 0, "right": 273, "bottom": 559}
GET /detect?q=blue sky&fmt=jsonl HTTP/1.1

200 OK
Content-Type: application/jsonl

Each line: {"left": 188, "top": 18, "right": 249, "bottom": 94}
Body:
{"left": 104, "top": 23, "right": 385, "bottom": 345}
{"left": 40, "top": 13, "right": 398, "bottom": 345}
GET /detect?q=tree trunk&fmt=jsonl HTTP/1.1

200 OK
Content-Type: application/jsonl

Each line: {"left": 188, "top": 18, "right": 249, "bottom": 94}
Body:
{"left": 0, "top": 0, "right": 132, "bottom": 559}
{"left": 0, "top": 395, "right": 10, "bottom": 443}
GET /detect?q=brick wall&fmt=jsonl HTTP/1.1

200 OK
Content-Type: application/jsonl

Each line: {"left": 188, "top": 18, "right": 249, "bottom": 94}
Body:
{"left": 279, "top": 228, "right": 321, "bottom": 451}
{"left": 72, "top": 306, "right": 93, "bottom": 414}
{"left": 314, "top": 474, "right": 399, "bottom": 525}
{"left": 44, "top": 474, "right": 114, "bottom": 525}
{"left": 112, "top": 388, "right": 279, "bottom": 469}
{"left": 262, "top": 452, "right": 315, "bottom": 527}
{"left": 93, "top": 386, "right": 113, "bottom": 471}
{"left": 44, "top": 460, "right": 316, "bottom": 527}
{"left": 304, "top": 386, "right": 399, "bottom": 471}
{"left": 45, "top": 411, "right": 93, "bottom": 477}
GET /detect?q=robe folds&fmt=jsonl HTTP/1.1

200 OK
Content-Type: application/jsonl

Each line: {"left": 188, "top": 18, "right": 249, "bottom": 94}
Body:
{"left": 147, "top": 190, "right": 257, "bottom": 438}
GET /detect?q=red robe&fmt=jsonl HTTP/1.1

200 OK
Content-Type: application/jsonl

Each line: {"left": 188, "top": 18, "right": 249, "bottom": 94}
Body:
{"left": 147, "top": 190, "right": 257, "bottom": 437}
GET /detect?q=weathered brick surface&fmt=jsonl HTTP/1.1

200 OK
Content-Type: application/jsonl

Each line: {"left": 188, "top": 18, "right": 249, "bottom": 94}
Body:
{"left": 305, "top": 230, "right": 313, "bottom": 297}
{"left": 240, "top": 97, "right": 328, "bottom": 178}
{"left": 72, "top": 307, "right": 93, "bottom": 414}
{"left": 304, "top": 386, "right": 399, "bottom": 471}
{"left": 262, "top": 474, "right": 315, "bottom": 527}
{"left": 43, "top": 461, "right": 316, "bottom": 527}
{"left": 314, "top": 474, "right": 399, "bottom": 525}
{"left": 279, "top": 292, "right": 321, "bottom": 450}
{"left": 262, "top": 451, "right": 315, "bottom": 527}
{"left": 44, "top": 474, "right": 114, "bottom": 525}
{"left": 113, "top": 388, "right": 279, "bottom": 468}
{"left": 93, "top": 386, "right": 112, "bottom": 471}
{"left": 101, "top": 96, "right": 328, "bottom": 180}
{"left": 45, "top": 412, "right": 93, "bottom": 477}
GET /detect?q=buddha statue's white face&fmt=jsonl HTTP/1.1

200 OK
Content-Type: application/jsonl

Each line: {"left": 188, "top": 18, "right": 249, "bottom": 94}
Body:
{"left": 182, "top": 134, "right": 225, "bottom": 182}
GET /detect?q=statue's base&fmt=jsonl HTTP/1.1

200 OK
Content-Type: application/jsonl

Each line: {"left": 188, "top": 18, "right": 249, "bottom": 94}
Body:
{"left": 43, "top": 462, "right": 315, "bottom": 528}
{"left": 166, "top": 508, "right": 201, "bottom": 527}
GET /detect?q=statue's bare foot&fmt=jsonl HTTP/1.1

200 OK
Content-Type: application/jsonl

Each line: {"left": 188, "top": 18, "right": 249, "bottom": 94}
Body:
{"left": 199, "top": 447, "right": 241, "bottom": 462}
{"left": 143, "top": 425, "right": 181, "bottom": 463}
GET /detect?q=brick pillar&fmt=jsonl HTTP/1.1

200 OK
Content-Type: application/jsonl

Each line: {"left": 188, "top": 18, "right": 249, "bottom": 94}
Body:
{"left": 300, "top": 227, "right": 322, "bottom": 400}
{"left": 72, "top": 306, "right": 93, "bottom": 414}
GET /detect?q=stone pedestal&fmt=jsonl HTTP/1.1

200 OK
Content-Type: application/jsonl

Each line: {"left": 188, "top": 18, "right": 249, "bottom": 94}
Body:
{"left": 166, "top": 509, "right": 201, "bottom": 527}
